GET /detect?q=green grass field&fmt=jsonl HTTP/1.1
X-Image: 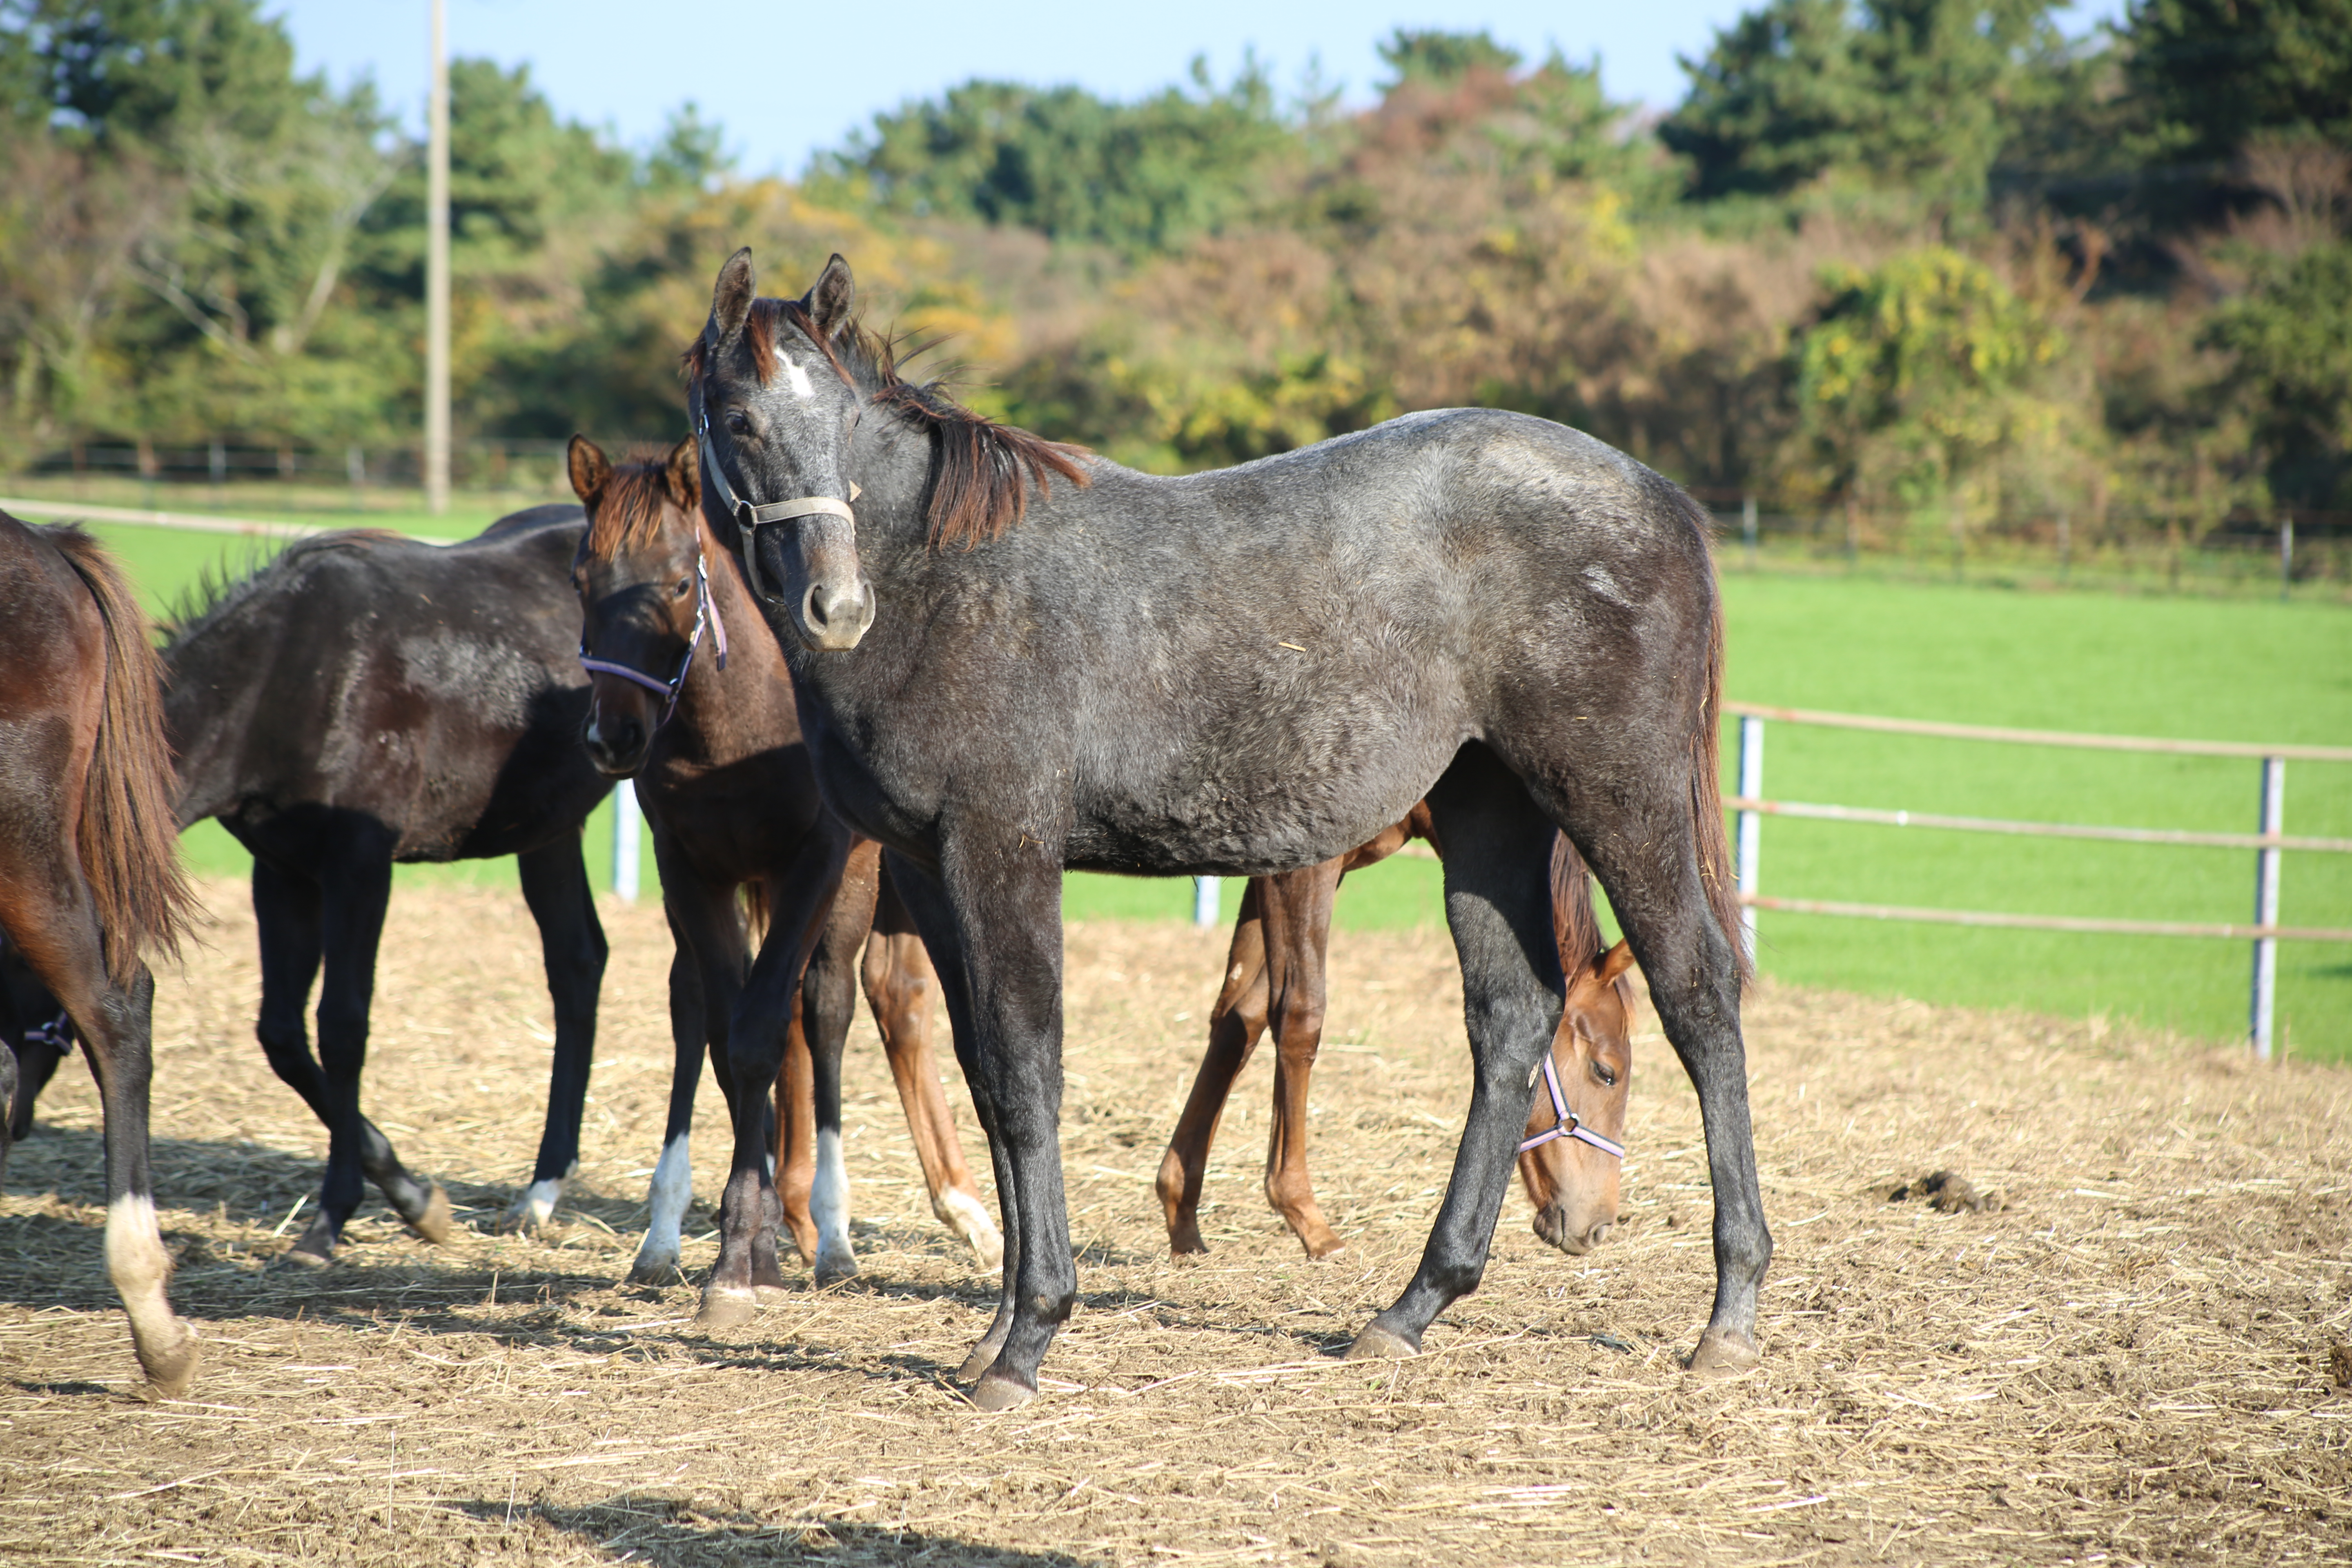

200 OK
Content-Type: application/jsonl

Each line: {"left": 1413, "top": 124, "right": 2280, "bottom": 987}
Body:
{"left": 59, "top": 506, "right": 2352, "bottom": 1061}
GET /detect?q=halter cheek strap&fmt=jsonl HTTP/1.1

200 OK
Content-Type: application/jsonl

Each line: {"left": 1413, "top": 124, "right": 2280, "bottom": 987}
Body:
{"left": 693, "top": 396, "right": 856, "bottom": 603}
{"left": 1518, "top": 1050, "right": 1627, "bottom": 1160}
{"left": 577, "top": 554, "right": 726, "bottom": 732}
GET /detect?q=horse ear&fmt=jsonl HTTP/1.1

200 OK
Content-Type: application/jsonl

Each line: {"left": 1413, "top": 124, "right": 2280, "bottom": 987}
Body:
{"left": 709, "top": 247, "right": 756, "bottom": 342}
{"left": 566, "top": 435, "right": 609, "bottom": 504}
{"left": 804, "top": 253, "right": 855, "bottom": 339}
{"left": 1595, "top": 940, "right": 1637, "bottom": 985}
{"left": 665, "top": 434, "right": 699, "bottom": 511}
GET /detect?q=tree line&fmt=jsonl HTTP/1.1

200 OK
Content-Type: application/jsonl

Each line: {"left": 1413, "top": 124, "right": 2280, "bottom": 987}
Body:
{"left": 3, "top": 0, "right": 2348, "bottom": 537}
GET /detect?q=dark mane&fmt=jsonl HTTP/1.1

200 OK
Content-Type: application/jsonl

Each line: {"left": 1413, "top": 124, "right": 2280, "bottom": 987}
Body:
{"left": 162, "top": 530, "right": 405, "bottom": 648}
{"left": 583, "top": 457, "right": 686, "bottom": 559}
{"left": 688, "top": 296, "right": 1091, "bottom": 551}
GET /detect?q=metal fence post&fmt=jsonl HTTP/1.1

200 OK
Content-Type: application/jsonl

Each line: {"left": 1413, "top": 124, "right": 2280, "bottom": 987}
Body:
{"left": 2280, "top": 517, "right": 2294, "bottom": 602}
{"left": 2250, "top": 757, "right": 2283, "bottom": 1057}
{"left": 613, "top": 778, "right": 642, "bottom": 903}
{"left": 1742, "top": 494, "right": 1757, "bottom": 572}
{"left": 1193, "top": 876, "right": 1220, "bottom": 928}
{"left": 1736, "top": 715, "right": 1763, "bottom": 966}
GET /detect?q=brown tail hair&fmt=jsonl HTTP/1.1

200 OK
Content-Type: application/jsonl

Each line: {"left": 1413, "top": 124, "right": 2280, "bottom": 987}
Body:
{"left": 1689, "top": 594, "right": 1751, "bottom": 982}
{"left": 49, "top": 527, "right": 196, "bottom": 984}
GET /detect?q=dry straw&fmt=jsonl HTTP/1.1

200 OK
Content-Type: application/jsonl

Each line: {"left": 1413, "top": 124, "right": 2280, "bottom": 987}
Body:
{"left": 0, "top": 879, "right": 2344, "bottom": 1565}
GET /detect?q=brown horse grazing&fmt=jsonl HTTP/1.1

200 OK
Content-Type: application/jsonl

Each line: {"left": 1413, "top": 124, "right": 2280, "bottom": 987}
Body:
{"left": 568, "top": 438, "right": 998, "bottom": 1285}
{"left": 0, "top": 513, "right": 200, "bottom": 1395}
{"left": 1158, "top": 813, "right": 1636, "bottom": 1262}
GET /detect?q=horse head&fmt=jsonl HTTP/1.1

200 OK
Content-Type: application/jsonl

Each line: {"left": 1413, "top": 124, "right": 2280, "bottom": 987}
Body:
{"left": 1518, "top": 938, "right": 1637, "bottom": 1255}
{"left": 568, "top": 434, "right": 715, "bottom": 775}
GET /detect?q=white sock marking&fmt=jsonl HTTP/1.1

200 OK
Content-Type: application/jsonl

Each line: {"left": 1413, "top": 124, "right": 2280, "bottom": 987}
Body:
{"left": 105, "top": 1193, "right": 187, "bottom": 1361}
{"left": 938, "top": 1187, "right": 1003, "bottom": 1266}
{"left": 634, "top": 1132, "right": 692, "bottom": 1274}
{"left": 508, "top": 1177, "right": 564, "bottom": 1232}
{"left": 811, "top": 1128, "right": 853, "bottom": 1275}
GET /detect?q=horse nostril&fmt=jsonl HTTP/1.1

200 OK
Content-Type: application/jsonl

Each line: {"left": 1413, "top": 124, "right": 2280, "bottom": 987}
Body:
{"left": 802, "top": 582, "right": 830, "bottom": 629}
{"left": 1585, "top": 1221, "right": 1615, "bottom": 1250}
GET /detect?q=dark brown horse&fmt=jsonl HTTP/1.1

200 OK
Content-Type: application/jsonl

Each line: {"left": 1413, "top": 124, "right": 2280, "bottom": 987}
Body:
{"left": 568, "top": 438, "right": 997, "bottom": 1284}
{"left": 165, "top": 508, "right": 616, "bottom": 1262}
{"left": 0, "top": 512, "right": 199, "bottom": 1394}
{"left": 1158, "top": 815, "right": 1636, "bottom": 1261}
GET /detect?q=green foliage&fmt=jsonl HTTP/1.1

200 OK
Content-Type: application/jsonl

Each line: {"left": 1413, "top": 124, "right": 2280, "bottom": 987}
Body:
{"left": 808, "top": 61, "right": 1290, "bottom": 254}
{"left": 2124, "top": 0, "right": 2352, "bottom": 162}
{"left": 1374, "top": 28, "right": 1523, "bottom": 88}
{"left": 1793, "top": 246, "right": 2066, "bottom": 503}
{"left": 2204, "top": 241, "right": 2352, "bottom": 509}
{"left": 1660, "top": 0, "right": 2067, "bottom": 208}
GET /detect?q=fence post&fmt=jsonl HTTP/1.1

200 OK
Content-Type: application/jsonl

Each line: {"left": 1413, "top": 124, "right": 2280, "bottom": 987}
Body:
{"left": 1742, "top": 494, "right": 1757, "bottom": 571}
{"left": 2280, "top": 517, "right": 2294, "bottom": 602}
{"left": 612, "top": 778, "right": 642, "bottom": 903}
{"left": 1736, "top": 715, "right": 1763, "bottom": 966}
{"left": 2249, "top": 757, "right": 2283, "bottom": 1058}
{"left": 1193, "top": 876, "right": 1220, "bottom": 928}
{"left": 208, "top": 438, "right": 225, "bottom": 487}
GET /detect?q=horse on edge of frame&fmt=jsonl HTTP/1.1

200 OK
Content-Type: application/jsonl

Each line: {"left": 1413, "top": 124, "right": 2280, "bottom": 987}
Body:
{"left": 566, "top": 435, "right": 1000, "bottom": 1283}
{"left": 0, "top": 510, "right": 200, "bottom": 1395}
{"left": 687, "top": 250, "right": 1761, "bottom": 1411}
{"left": 1158, "top": 815, "right": 1637, "bottom": 1262}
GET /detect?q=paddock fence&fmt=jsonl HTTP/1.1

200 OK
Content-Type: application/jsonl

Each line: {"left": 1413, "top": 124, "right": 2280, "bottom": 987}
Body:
{"left": 1726, "top": 703, "right": 2352, "bottom": 1058}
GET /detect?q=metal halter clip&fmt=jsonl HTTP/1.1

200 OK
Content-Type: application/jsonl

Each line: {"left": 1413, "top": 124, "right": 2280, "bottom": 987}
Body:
{"left": 1518, "top": 1051, "right": 1627, "bottom": 1160}
{"left": 693, "top": 399, "right": 855, "bottom": 603}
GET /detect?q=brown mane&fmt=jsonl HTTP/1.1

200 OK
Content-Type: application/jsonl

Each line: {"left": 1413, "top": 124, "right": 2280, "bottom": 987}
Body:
{"left": 686, "top": 293, "right": 1091, "bottom": 551}
{"left": 582, "top": 455, "right": 690, "bottom": 560}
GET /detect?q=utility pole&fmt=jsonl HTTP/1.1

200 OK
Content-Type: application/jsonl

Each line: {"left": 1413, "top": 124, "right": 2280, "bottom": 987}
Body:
{"left": 424, "top": 0, "right": 450, "bottom": 514}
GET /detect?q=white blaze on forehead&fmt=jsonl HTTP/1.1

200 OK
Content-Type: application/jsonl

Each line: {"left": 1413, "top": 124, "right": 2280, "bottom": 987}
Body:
{"left": 780, "top": 356, "right": 815, "bottom": 400}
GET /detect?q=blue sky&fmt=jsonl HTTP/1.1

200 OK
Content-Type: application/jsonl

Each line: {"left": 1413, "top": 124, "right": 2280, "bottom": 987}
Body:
{"left": 268, "top": 1, "right": 2129, "bottom": 176}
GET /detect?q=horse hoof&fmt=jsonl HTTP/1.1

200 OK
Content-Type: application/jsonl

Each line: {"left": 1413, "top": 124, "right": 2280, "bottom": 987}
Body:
{"left": 136, "top": 1326, "right": 200, "bottom": 1399}
{"left": 625, "top": 1254, "right": 681, "bottom": 1288}
{"left": 754, "top": 1285, "right": 793, "bottom": 1307}
{"left": 275, "top": 1244, "right": 333, "bottom": 1270}
{"left": 1344, "top": 1323, "right": 1419, "bottom": 1361}
{"left": 404, "top": 1185, "right": 453, "bottom": 1245}
{"left": 956, "top": 1344, "right": 1000, "bottom": 1382}
{"left": 497, "top": 1180, "right": 562, "bottom": 1235}
{"left": 813, "top": 1255, "right": 861, "bottom": 1289}
{"left": 1301, "top": 1236, "right": 1348, "bottom": 1262}
{"left": 967, "top": 1372, "right": 1034, "bottom": 1412}
{"left": 696, "top": 1287, "right": 757, "bottom": 1330}
{"left": 1686, "top": 1327, "right": 1761, "bottom": 1375}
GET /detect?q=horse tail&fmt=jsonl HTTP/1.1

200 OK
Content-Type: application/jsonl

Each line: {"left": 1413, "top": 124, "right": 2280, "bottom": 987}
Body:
{"left": 49, "top": 527, "right": 196, "bottom": 984}
{"left": 1689, "top": 590, "right": 1750, "bottom": 983}
{"left": 1548, "top": 831, "right": 1604, "bottom": 974}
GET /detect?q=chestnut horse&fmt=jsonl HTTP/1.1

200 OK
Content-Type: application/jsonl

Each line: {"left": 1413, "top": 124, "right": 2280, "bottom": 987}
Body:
{"left": 567, "top": 437, "right": 998, "bottom": 1284}
{"left": 0, "top": 513, "right": 199, "bottom": 1394}
{"left": 690, "top": 252, "right": 1760, "bottom": 1409}
{"left": 1158, "top": 815, "right": 1637, "bottom": 1261}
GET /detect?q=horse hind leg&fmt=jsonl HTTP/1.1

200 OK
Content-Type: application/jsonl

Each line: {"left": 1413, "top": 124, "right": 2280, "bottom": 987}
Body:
{"left": 800, "top": 862, "right": 874, "bottom": 1288}
{"left": 1156, "top": 877, "right": 1271, "bottom": 1257}
{"left": 1350, "top": 746, "right": 1563, "bottom": 1361}
{"left": 501, "top": 839, "right": 609, "bottom": 1234}
{"left": 630, "top": 929, "right": 706, "bottom": 1286}
{"left": 1258, "top": 864, "right": 1346, "bottom": 1260}
{"left": 866, "top": 869, "right": 1000, "bottom": 1268}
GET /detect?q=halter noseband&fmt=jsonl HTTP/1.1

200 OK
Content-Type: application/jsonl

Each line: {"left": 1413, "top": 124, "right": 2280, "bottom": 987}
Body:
{"left": 692, "top": 389, "right": 856, "bottom": 603}
{"left": 1518, "top": 1049, "right": 1626, "bottom": 1160}
{"left": 577, "top": 553, "right": 728, "bottom": 731}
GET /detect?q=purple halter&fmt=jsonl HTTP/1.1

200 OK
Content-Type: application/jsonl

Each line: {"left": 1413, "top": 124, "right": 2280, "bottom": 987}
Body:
{"left": 1519, "top": 1050, "right": 1626, "bottom": 1160}
{"left": 577, "top": 554, "right": 728, "bottom": 730}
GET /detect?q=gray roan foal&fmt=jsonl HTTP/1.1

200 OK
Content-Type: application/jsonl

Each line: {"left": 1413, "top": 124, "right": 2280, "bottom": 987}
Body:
{"left": 686, "top": 249, "right": 1766, "bottom": 1410}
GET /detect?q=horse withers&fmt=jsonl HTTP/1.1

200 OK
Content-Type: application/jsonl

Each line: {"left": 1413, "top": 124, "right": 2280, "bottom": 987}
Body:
{"left": 689, "top": 251, "right": 1762, "bottom": 1409}
{"left": 1159, "top": 817, "right": 1637, "bottom": 1262}
{"left": 567, "top": 436, "right": 998, "bottom": 1283}
{"left": 0, "top": 512, "right": 200, "bottom": 1395}
{"left": 164, "top": 508, "right": 616, "bottom": 1263}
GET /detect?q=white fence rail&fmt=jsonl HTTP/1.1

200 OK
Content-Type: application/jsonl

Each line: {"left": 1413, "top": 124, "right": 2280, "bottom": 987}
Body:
{"left": 1727, "top": 702, "right": 2352, "bottom": 1058}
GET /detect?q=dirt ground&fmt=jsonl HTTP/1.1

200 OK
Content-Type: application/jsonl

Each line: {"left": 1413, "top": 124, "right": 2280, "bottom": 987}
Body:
{"left": 1, "top": 879, "right": 2347, "bottom": 1567}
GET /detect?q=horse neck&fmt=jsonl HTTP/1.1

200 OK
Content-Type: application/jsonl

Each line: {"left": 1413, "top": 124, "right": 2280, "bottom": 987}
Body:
{"left": 661, "top": 513, "right": 792, "bottom": 760}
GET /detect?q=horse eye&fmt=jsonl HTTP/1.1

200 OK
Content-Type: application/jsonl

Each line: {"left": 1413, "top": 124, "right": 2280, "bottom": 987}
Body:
{"left": 675, "top": 577, "right": 693, "bottom": 598}
{"left": 724, "top": 408, "right": 750, "bottom": 434}
{"left": 1591, "top": 1062, "right": 1619, "bottom": 1088}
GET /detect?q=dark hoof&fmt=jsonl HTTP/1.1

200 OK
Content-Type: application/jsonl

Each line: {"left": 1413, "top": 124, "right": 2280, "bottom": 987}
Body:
{"left": 968, "top": 1372, "right": 1034, "bottom": 1412}
{"left": 135, "top": 1324, "right": 200, "bottom": 1400}
{"left": 696, "top": 1287, "right": 757, "bottom": 1330}
{"left": 1344, "top": 1323, "right": 1419, "bottom": 1361}
{"left": 625, "top": 1255, "right": 682, "bottom": 1288}
{"left": 1687, "top": 1326, "right": 1761, "bottom": 1375}
{"left": 813, "top": 1255, "right": 861, "bottom": 1289}
{"left": 403, "top": 1185, "right": 453, "bottom": 1245}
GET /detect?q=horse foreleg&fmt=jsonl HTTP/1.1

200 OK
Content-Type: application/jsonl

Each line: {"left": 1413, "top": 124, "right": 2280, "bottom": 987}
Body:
{"left": 1261, "top": 864, "right": 1344, "bottom": 1260}
{"left": 700, "top": 825, "right": 849, "bottom": 1328}
{"left": 868, "top": 865, "right": 999, "bottom": 1267}
{"left": 799, "top": 844, "right": 878, "bottom": 1286}
{"left": 501, "top": 838, "right": 609, "bottom": 1233}
{"left": 1156, "top": 877, "right": 1270, "bottom": 1257}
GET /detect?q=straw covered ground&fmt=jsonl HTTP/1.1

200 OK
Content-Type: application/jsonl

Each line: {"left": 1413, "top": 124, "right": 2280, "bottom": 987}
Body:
{"left": 1, "top": 880, "right": 2348, "bottom": 1566}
